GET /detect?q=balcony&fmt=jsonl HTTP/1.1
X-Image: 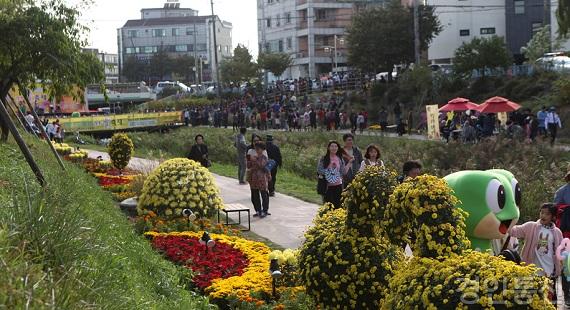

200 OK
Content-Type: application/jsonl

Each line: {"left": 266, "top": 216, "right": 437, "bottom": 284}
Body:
{"left": 296, "top": 19, "right": 349, "bottom": 30}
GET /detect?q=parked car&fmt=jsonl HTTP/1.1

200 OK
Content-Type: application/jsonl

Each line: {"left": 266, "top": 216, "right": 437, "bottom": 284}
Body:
{"left": 536, "top": 53, "right": 570, "bottom": 71}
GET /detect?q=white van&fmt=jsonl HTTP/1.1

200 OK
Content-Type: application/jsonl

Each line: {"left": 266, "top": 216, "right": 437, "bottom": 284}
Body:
{"left": 154, "top": 81, "right": 192, "bottom": 94}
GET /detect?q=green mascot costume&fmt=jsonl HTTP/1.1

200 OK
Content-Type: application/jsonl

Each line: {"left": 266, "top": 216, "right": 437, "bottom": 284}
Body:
{"left": 444, "top": 169, "right": 520, "bottom": 253}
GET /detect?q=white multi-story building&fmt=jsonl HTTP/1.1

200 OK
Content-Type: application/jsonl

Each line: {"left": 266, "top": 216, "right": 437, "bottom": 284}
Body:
{"left": 427, "top": 0, "right": 506, "bottom": 64}
{"left": 258, "top": 0, "right": 387, "bottom": 80}
{"left": 117, "top": 3, "right": 232, "bottom": 83}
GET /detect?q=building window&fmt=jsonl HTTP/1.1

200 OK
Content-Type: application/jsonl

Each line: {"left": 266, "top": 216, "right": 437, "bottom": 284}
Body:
{"left": 480, "top": 27, "right": 496, "bottom": 35}
{"left": 197, "top": 44, "right": 207, "bottom": 51}
{"left": 225, "top": 46, "right": 230, "bottom": 53}
{"left": 322, "top": 36, "right": 329, "bottom": 46}
{"left": 514, "top": 0, "right": 525, "bottom": 15}
{"left": 264, "top": 42, "right": 270, "bottom": 52}
{"left": 152, "top": 29, "right": 166, "bottom": 37}
{"left": 276, "top": 14, "right": 281, "bottom": 27}
{"left": 266, "top": 18, "right": 271, "bottom": 28}
{"left": 186, "top": 27, "right": 195, "bottom": 35}
{"left": 278, "top": 40, "right": 283, "bottom": 52}
{"left": 144, "top": 46, "right": 158, "bottom": 53}
{"left": 172, "top": 28, "right": 180, "bottom": 36}
{"left": 459, "top": 29, "right": 470, "bottom": 36}
{"left": 218, "top": 45, "right": 221, "bottom": 52}
{"left": 175, "top": 45, "right": 187, "bottom": 52}
{"left": 316, "top": 9, "right": 327, "bottom": 21}
{"left": 267, "top": 0, "right": 273, "bottom": 3}
{"left": 286, "top": 12, "right": 291, "bottom": 24}
{"left": 532, "top": 22, "right": 542, "bottom": 34}
{"left": 127, "top": 30, "right": 138, "bottom": 37}
{"left": 125, "top": 47, "right": 139, "bottom": 54}
{"left": 287, "top": 37, "right": 292, "bottom": 50}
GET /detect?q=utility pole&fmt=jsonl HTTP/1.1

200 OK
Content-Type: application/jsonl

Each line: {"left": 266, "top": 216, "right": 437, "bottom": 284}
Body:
{"left": 413, "top": 0, "right": 421, "bottom": 65}
{"left": 334, "top": 34, "right": 338, "bottom": 71}
{"left": 193, "top": 21, "right": 198, "bottom": 83}
{"left": 210, "top": 0, "right": 222, "bottom": 101}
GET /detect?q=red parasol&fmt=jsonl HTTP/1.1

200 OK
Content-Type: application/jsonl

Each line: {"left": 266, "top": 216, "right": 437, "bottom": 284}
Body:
{"left": 439, "top": 97, "right": 479, "bottom": 112}
{"left": 476, "top": 96, "right": 521, "bottom": 113}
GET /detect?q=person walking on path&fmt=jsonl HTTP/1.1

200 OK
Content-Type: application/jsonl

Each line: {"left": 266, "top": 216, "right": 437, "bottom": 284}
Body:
{"left": 537, "top": 106, "right": 547, "bottom": 138}
{"left": 265, "top": 135, "right": 282, "bottom": 197}
{"left": 317, "top": 141, "right": 352, "bottom": 209}
{"left": 188, "top": 134, "right": 210, "bottom": 168}
{"left": 341, "top": 133, "right": 363, "bottom": 187}
{"left": 545, "top": 107, "right": 562, "bottom": 146}
{"left": 234, "top": 127, "right": 248, "bottom": 185}
{"left": 359, "top": 144, "right": 384, "bottom": 172}
{"left": 247, "top": 142, "right": 271, "bottom": 218}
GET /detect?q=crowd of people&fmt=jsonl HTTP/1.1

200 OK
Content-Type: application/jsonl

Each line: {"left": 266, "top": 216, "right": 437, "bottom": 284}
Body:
{"left": 441, "top": 106, "right": 563, "bottom": 145}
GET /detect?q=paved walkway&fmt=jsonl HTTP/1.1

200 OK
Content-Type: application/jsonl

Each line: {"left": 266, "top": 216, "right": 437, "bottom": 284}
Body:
{"left": 87, "top": 150, "right": 318, "bottom": 249}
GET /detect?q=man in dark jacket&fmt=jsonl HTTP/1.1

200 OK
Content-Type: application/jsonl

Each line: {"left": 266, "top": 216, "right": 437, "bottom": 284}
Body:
{"left": 266, "top": 134, "right": 282, "bottom": 196}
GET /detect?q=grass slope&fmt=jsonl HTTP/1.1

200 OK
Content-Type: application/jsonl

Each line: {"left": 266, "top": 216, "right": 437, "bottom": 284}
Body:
{"left": 0, "top": 138, "right": 213, "bottom": 309}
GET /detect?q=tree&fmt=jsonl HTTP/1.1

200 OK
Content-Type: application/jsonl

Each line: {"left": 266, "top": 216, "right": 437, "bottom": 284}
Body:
{"left": 558, "top": 0, "right": 570, "bottom": 37}
{"left": 220, "top": 44, "right": 257, "bottom": 85}
{"left": 0, "top": 0, "right": 104, "bottom": 139}
{"left": 171, "top": 55, "right": 196, "bottom": 83}
{"left": 149, "top": 47, "right": 172, "bottom": 81}
{"left": 258, "top": 52, "right": 292, "bottom": 79}
{"left": 347, "top": 0, "right": 441, "bottom": 75}
{"left": 521, "top": 25, "right": 562, "bottom": 64}
{"left": 122, "top": 56, "right": 147, "bottom": 82}
{"left": 453, "top": 36, "right": 511, "bottom": 78}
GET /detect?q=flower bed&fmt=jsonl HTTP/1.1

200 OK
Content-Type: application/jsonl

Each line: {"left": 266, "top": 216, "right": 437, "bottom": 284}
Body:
{"left": 151, "top": 234, "right": 249, "bottom": 289}
{"left": 145, "top": 231, "right": 272, "bottom": 301}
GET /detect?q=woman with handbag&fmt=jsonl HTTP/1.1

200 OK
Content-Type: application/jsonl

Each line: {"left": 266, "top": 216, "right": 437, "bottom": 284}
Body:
{"left": 188, "top": 134, "right": 211, "bottom": 168}
{"left": 317, "top": 140, "right": 353, "bottom": 209}
{"left": 247, "top": 142, "right": 271, "bottom": 218}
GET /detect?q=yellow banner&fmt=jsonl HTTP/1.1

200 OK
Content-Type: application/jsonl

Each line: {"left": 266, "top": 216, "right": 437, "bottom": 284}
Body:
{"left": 497, "top": 112, "right": 507, "bottom": 129}
{"left": 49, "top": 111, "right": 181, "bottom": 132}
{"left": 426, "top": 105, "right": 440, "bottom": 140}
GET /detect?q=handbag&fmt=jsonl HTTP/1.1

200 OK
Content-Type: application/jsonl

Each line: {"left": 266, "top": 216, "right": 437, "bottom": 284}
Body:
{"left": 317, "top": 174, "right": 327, "bottom": 195}
{"left": 265, "top": 159, "right": 277, "bottom": 172}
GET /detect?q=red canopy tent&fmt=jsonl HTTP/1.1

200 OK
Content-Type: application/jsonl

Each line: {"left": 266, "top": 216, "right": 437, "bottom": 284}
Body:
{"left": 439, "top": 97, "right": 479, "bottom": 112}
{"left": 476, "top": 96, "right": 521, "bottom": 113}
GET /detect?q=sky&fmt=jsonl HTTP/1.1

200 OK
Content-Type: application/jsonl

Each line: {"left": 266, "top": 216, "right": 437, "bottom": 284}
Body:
{"left": 70, "top": 0, "right": 258, "bottom": 56}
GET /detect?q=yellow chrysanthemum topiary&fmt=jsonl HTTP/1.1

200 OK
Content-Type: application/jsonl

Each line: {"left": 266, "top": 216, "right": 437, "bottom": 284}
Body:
{"left": 381, "top": 251, "right": 555, "bottom": 310}
{"left": 137, "top": 158, "right": 223, "bottom": 220}
{"left": 298, "top": 169, "right": 403, "bottom": 310}
{"left": 383, "top": 174, "right": 471, "bottom": 258}
{"left": 342, "top": 165, "right": 398, "bottom": 236}
{"left": 108, "top": 133, "right": 134, "bottom": 170}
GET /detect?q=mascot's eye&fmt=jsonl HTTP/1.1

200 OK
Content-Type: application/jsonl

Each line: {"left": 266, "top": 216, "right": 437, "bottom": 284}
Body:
{"left": 486, "top": 179, "right": 506, "bottom": 213}
{"left": 511, "top": 178, "right": 521, "bottom": 207}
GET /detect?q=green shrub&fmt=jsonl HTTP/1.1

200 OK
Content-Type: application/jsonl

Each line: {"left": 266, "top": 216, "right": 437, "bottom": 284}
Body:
{"left": 108, "top": 133, "right": 134, "bottom": 170}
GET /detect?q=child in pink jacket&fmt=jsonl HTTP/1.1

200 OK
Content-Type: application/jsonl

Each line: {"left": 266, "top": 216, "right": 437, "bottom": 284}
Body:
{"left": 510, "top": 203, "right": 562, "bottom": 276}
{"left": 509, "top": 203, "right": 562, "bottom": 301}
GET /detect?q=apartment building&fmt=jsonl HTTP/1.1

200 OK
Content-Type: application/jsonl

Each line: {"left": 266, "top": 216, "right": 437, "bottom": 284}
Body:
{"left": 117, "top": 3, "right": 232, "bottom": 83}
{"left": 84, "top": 48, "right": 120, "bottom": 84}
{"left": 426, "top": 0, "right": 507, "bottom": 64}
{"left": 258, "top": 0, "right": 388, "bottom": 80}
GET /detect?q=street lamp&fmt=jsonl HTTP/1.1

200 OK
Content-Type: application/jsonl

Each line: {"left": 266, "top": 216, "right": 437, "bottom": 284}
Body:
{"left": 182, "top": 208, "right": 196, "bottom": 231}
{"left": 199, "top": 231, "right": 215, "bottom": 254}
{"left": 269, "top": 258, "right": 282, "bottom": 299}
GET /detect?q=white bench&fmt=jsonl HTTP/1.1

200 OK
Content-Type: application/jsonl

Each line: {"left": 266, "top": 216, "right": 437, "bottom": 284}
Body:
{"left": 217, "top": 203, "right": 251, "bottom": 231}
